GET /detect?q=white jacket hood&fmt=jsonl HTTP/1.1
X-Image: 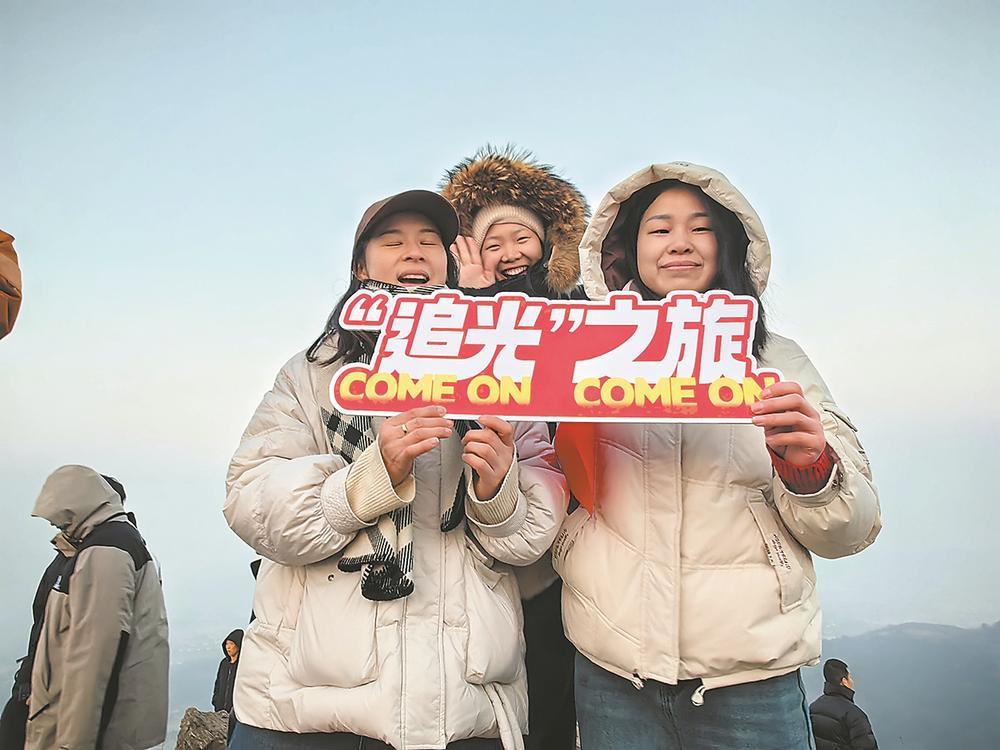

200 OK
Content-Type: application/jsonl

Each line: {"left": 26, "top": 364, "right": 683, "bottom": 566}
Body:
{"left": 578, "top": 162, "right": 771, "bottom": 299}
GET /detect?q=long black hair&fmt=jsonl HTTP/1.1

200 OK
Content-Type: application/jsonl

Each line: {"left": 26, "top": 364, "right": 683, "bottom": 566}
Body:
{"left": 306, "top": 227, "right": 460, "bottom": 366}
{"left": 619, "top": 179, "right": 769, "bottom": 357}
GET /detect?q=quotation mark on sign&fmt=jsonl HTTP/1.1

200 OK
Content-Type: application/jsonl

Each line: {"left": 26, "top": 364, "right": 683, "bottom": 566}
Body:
{"left": 549, "top": 308, "right": 586, "bottom": 333}
{"left": 341, "top": 291, "right": 389, "bottom": 328}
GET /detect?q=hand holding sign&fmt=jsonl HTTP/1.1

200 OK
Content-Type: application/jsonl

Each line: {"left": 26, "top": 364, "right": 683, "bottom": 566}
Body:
{"left": 461, "top": 416, "right": 515, "bottom": 500}
{"left": 379, "top": 406, "right": 454, "bottom": 486}
{"left": 453, "top": 235, "right": 497, "bottom": 290}
{"left": 751, "top": 381, "right": 827, "bottom": 466}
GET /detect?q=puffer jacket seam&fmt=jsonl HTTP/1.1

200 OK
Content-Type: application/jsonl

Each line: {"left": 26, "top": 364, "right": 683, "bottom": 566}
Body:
{"left": 640, "top": 425, "right": 650, "bottom": 676}
{"left": 680, "top": 562, "right": 777, "bottom": 570}
{"left": 672, "top": 424, "right": 683, "bottom": 680}
{"left": 590, "top": 518, "right": 641, "bottom": 555}
{"left": 563, "top": 579, "right": 641, "bottom": 646}
{"left": 596, "top": 437, "right": 642, "bottom": 461}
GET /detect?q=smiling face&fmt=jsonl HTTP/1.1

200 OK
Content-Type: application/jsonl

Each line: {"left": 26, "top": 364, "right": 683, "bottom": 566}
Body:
{"left": 481, "top": 222, "right": 544, "bottom": 280}
{"left": 635, "top": 186, "right": 719, "bottom": 296}
{"left": 357, "top": 211, "right": 448, "bottom": 287}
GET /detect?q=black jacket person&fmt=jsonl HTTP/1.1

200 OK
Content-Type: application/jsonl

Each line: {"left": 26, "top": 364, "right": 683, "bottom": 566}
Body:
{"left": 212, "top": 629, "right": 244, "bottom": 713}
{"left": 810, "top": 659, "right": 878, "bottom": 750}
{"left": 25, "top": 466, "right": 169, "bottom": 750}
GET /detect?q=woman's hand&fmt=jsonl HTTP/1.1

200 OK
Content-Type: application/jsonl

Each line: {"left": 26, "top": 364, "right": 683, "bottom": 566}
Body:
{"left": 453, "top": 235, "right": 496, "bottom": 289}
{"left": 379, "top": 406, "right": 453, "bottom": 485}
{"left": 462, "top": 416, "right": 515, "bottom": 499}
{"left": 751, "top": 381, "right": 827, "bottom": 466}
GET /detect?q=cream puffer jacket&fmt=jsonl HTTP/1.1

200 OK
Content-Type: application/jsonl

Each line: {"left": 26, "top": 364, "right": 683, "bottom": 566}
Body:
{"left": 552, "top": 162, "right": 881, "bottom": 700}
{"left": 225, "top": 346, "right": 567, "bottom": 749}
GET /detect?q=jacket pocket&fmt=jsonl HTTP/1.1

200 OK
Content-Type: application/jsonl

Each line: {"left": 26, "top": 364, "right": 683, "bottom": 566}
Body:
{"left": 462, "top": 538, "right": 523, "bottom": 685}
{"left": 550, "top": 507, "right": 590, "bottom": 576}
{"left": 27, "top": 701, "right": 52, "bottom": 722}
{"left": 288, "top": 557, "right": 379, "bottom": 688}
{"left": 746, "top": 490, "right": 805, "bottom": 612}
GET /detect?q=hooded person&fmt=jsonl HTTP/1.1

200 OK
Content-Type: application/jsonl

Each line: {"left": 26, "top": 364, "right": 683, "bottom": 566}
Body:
{"left": 551, "top": 163, "right": 881, "bottom": 749}
{"left": 441, "top": 146, "right": 588, "bottom": 300}
{"left": 212, "top": 629, "right": 244, "bottom": 713}
{"left": 224, "top": 190, "right": 568, "bottom": 750}
{"left": 1, "top": 475, "right": 128, "bottom": 750}
{"left": 441, "top": 147, "right": 588, "bottom": 750}
{"left": 0, "top": 229, "right": 22, "bottom": 340}
{"left": 25, "top": 466, "right": 169, "bottom": 750}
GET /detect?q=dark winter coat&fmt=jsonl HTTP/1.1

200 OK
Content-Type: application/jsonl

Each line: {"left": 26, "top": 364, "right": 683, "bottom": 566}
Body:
{"left": 810, "top": 682, "right": 878, "bottom": 750}
{"left": 460, "top": 258, "right": 587, "bottom": 302}
{"left": 212, "top": 629, "right": 244, "bottom": 712}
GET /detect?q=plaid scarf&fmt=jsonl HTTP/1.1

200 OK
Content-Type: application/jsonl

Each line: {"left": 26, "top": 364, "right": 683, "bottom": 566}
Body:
{"left": 324, "top": 279, "right": 475, "bottom": 601}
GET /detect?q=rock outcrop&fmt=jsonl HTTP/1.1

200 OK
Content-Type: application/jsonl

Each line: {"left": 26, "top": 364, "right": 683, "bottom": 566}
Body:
{"left": 174, "top": 707, "right": 228, "bottom": 750}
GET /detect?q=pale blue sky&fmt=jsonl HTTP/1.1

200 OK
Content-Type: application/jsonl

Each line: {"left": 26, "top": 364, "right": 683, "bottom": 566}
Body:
{"left": 2, "top": 0, "right": 998, "bottom": 671}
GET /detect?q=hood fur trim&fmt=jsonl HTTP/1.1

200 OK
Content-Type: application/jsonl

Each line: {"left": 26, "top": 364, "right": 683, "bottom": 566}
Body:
{"left": 441, "top": 146, "right": 589, "bottom": 294}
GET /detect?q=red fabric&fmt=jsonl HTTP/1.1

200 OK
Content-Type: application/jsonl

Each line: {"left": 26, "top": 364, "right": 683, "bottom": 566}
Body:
{"left": 554, "top": 422, "right": 598, "bottom": 514}
{"left": 769, "top": 443, "right": 837, "bottom": 495}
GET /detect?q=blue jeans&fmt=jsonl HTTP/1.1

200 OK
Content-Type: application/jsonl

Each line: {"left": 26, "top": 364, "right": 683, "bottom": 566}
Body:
{"left": 228, "top": 722, "right": 501, "bottom": 749}
{"left": 575, "top": 652, "right": 814, "bottom": 750}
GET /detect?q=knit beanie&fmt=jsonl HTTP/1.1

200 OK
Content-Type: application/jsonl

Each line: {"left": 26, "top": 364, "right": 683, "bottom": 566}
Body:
{"left": 471, "top": 204, "right": 546, "bottom": 250}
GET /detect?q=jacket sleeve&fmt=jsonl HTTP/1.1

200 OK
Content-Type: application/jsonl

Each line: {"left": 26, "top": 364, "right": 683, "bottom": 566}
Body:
{"left": 0, "top": 229, "right": 22, "bottom": 339}
{"left": 767, "top": 338, "right": 881, "bottom": 559}
{"left": 466, "top": 421, "right": 568, "bottom": 565}
{"left": 211, "top": 661, "right": 223, "bottom": 711}
{"left": 846, "top": 704, "right": 878, "bottom": 750}
{"left": 55, "top": 546, "right": 135, "bottom": 750}
{"left": 224, "top": 357, "right": 376, "bottom": 566}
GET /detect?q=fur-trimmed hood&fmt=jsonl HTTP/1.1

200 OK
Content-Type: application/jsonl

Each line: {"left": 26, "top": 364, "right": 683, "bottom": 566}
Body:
{"left": 579, "top": 162, "right": 772, "bottom": 300}
{"left": 441, "top": 146, "right": 589, "bottom": 294}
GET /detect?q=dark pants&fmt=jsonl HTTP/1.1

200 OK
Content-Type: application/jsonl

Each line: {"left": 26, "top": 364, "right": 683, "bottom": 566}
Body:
{"left": 229, "top": 723, "right": 501, "bottom": 749}
{"left": 522, "top": 579, "right": 576, "bottom": 750}
{"left": 0, "top": 696, "right": 27, "bottom": 750}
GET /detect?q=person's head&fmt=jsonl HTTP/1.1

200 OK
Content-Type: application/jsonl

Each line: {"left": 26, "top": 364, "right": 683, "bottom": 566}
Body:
{"left": 356, "top": 211, "right": 451, "bottom": 288}
{"left": 824, "top": 658, "right": 854, "bottom": 689}
{"left": 307, "top": 190, "right": 460, "bottom": 366}
{"left": 480, "top": 219, "right": 545, "bottom": 280}
{"left": 441, "top": 146, "right": 589, "bottom": 295}
{"left": 223, "top": 629, "right": 244, "bottom": 660}
{"left": 33, "top": 465, "right": 126, "bottom": 543}
{"left": 614, "top": 177, "right": 768, "bottom": 354}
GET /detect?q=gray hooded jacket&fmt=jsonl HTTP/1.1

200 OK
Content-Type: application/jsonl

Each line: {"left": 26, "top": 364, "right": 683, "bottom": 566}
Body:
{"left": 26, "top": 465, "right": 169, "bottom": 750}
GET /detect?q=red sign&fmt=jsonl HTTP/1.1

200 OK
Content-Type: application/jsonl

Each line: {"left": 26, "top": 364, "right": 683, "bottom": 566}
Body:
{"left": 331, "top": 289, "right": 782, "bottom": 423}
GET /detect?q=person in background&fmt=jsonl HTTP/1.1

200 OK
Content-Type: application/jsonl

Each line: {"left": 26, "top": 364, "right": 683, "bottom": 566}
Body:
{"left": 213, "top": 629, "right": 244, "bottom": 740}
{"left": 0, "top": 229, "right": 22, "bottom": 339}
{"left": 25, "top": 466, "right": 169, "bottom": 750}
{"left": 442, "top": 146, "right": 588, "bottom": 750}
{"left": 0, "top": 475, "right": 127, "bottom": 750}
{"left": 810, "top": 658, "right": 879, "bottom": 750}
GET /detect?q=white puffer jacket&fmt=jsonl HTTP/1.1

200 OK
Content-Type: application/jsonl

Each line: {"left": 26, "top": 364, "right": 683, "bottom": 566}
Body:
{"left": 225, "top": 347, "right": 567, "bottom": 749}
{"left": 553, "top": 163, "right": 881, "bottom": 697}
